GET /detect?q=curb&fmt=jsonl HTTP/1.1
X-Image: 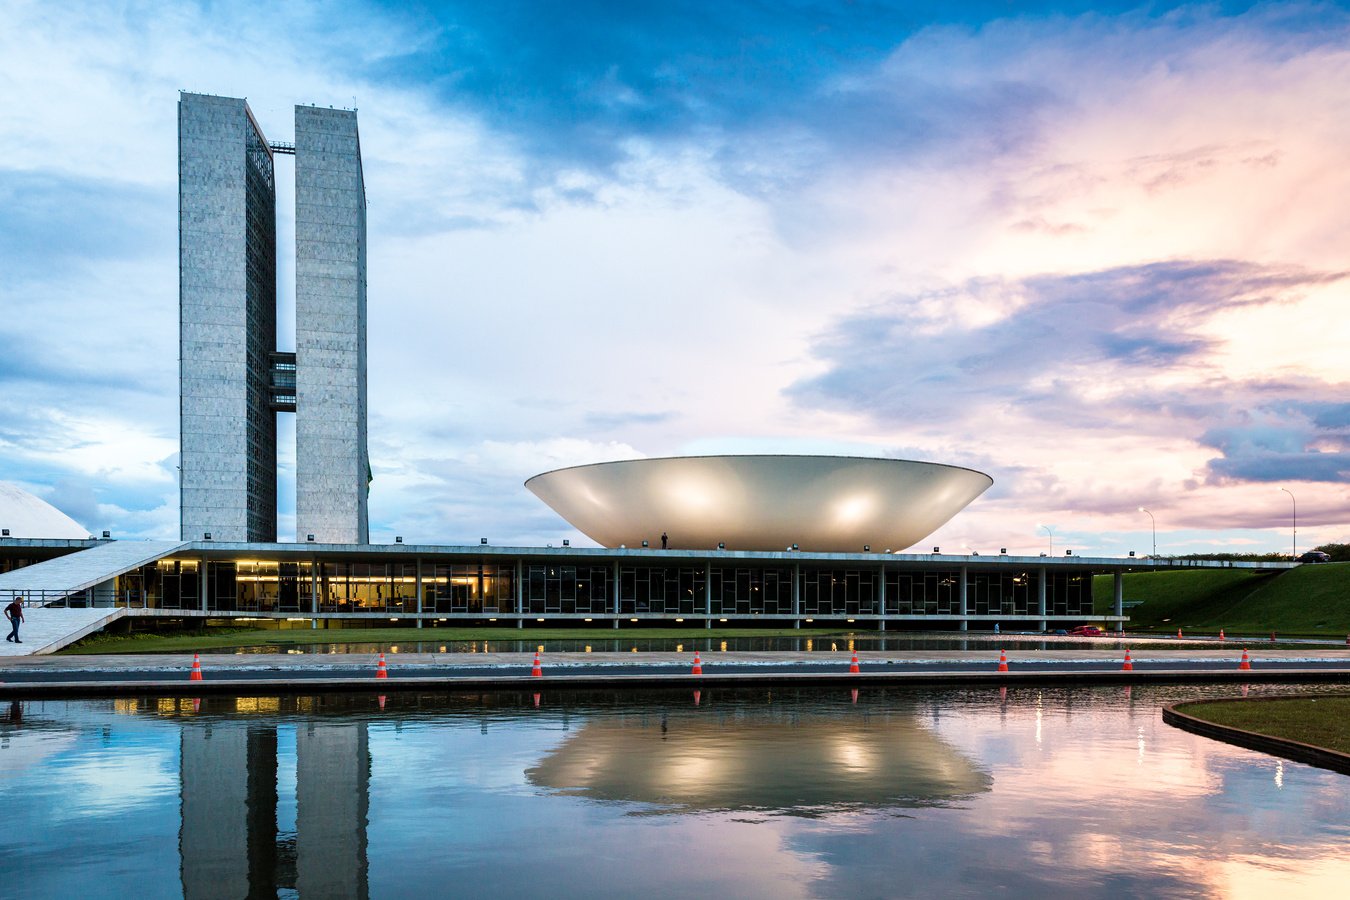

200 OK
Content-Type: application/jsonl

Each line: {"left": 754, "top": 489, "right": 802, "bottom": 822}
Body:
{"left": 1163, "top": 695, "right": 1350, "bottom": 776}
{"left": 3, "top": 667, "right": 1350, "bottom": 699}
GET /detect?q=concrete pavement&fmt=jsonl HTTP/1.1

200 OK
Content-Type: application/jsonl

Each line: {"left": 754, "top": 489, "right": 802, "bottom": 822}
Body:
{"left": 2, "top": 647, "right": 1348, "bottom": 697}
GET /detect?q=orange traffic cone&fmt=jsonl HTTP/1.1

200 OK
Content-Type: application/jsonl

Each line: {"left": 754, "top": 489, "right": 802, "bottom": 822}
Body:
{"left": 189, "top": 653, "right": 203, "bottom": 681}
{"left": 849, "top": 650, "right": 860, "bottom": 674}
{"left": 531, "top": 651, "right": 542, "bottom": 677}
{"left": 1121, "top": 648, "right": 1134, "bottom": 672}
{"left": 1177, "top": 628, "right": 1183, "bottom": 639}
{"left": 692, "top": 651, "right": 703, "bottom": 675}
{"left": 375, "top": 652, "right": 388, "bottom": 679}
{"left": 1238, "top": 647, "right": 1252, "bottom": 671}
{"left": 1219, "top": 629, "right": 1225, "bottom": 641}
{"left": 997, "top": 649, "right": 1009, "bottom": 672}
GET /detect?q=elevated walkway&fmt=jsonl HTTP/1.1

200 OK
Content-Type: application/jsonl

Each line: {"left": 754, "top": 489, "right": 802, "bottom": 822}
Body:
{"left": 0, "top": 540, "right": 184, "bottom": 604}
{"left": 0, "top": 540, "right": 183, "bottom": 655}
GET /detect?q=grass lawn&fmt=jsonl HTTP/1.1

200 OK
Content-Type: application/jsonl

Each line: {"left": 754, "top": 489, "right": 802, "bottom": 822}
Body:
{"left": 1093, "top": 562, "right": 1350, "bottom": 636}
{"left": 59, "top": 625, "right": 860, "bottom": 655}
{"left": 1179, "top": 696, "right": 1350, "bottom": 755}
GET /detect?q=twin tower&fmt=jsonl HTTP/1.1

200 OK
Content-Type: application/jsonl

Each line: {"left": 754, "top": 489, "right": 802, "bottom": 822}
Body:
{"left": 179, "top": 93, "right": 368, "bottom": 544}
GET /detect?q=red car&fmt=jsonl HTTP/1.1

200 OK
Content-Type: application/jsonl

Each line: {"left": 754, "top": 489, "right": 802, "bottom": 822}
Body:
{"left": 1069, "top": 625, "right": 1104, "bottom": 636}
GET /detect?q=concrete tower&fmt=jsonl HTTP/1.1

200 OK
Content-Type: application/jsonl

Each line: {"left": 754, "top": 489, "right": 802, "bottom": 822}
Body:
{"left": 294, "top": 106, "right": 369, "bottom": 544}
{"left": 178, "top": 93, "right": 278, "bottom": 542}
{"left": 178, "top": 93, "right": 369, "bottom": 544}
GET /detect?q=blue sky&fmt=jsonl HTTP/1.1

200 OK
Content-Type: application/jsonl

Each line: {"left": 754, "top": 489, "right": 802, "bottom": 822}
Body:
{"left": 1, "top": 0, "right": 1347, "bottom": 554}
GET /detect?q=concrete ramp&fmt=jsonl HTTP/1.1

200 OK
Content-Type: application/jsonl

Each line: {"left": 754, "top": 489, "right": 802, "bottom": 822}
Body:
{"left": 0, "top": 607, "right": 128, "bottom": 656}
{"left": 0, "top": 539, "right": 184, "bottom": 606}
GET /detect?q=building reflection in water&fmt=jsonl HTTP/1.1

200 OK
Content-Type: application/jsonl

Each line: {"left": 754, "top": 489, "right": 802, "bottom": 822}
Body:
{"left": 180, "top": 720, "right": 369, "bottom": 900}
{"left": 527, "top": 706, "right": 992, "bottom": 814}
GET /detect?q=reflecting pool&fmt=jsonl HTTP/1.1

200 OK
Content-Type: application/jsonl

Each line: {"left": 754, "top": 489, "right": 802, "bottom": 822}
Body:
{"left": 2, "top": 684, "right": 1348, "bottom": 898}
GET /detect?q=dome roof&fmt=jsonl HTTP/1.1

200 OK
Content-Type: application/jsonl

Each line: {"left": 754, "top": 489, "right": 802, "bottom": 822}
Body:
{"left": 525, "top": 455, "right": 992, "bottom": 553}
{"left": 0, "top": 482, "right": 89, "bottom": 539}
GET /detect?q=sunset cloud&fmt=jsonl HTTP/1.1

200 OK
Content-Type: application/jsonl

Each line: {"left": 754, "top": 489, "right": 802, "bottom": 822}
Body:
{"left": 1, "top": 0, "right": 1347, "bottom": 552}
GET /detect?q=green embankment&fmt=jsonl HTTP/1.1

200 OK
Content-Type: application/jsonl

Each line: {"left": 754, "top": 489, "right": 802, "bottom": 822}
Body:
{"left": 59, "top": 625, "right": 855, "bottom": 655}
{"left": 1093, "top": 562, "right": 1350, "bottom": 636}
{"left": 1179, "top": 696, "right": 1350, "bottom": 755}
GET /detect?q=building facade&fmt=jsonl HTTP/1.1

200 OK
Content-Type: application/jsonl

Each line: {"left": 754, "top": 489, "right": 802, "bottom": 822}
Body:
{"left": 178, "top": 94, "right": 369, "bottom": 544}
{"left": 179, "top": 93, "right": 279, "bottom": 542}
{"left": 1, "top": 537, "right": 1296, "bottom": 631}
{"left": 294, "top": 106, "right": 369, "bottom": 544}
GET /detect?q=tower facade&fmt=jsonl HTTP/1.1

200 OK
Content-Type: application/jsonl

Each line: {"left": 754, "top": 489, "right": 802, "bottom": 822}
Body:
{"left": 179, "top": 93, "right": 369, "bottom": 544}
{"left": 179, "top": 93, "right": 278, "bottom": 542}
{"left": 295, "top": 106, "right": 369, "bottom": 544}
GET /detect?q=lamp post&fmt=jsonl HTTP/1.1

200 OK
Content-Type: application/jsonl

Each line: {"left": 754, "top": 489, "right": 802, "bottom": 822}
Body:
{"left": 1137, "top": 507, "right": 1156, "bottom": 558}
{"left": 1038, "top": 523, "right": 1055, "bottom": 556}
{"left": 1279, "top": 487, "right": 1296, "bottom": 559}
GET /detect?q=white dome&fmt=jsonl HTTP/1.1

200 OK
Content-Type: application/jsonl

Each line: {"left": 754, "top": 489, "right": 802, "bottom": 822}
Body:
{"left": 0, "top": 482, "right": 89, "bottom": 539}
{"left": 526, "top": 455, "right": 992, "bottom": 553}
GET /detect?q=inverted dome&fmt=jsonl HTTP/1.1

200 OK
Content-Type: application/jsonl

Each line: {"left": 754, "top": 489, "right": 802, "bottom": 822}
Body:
{"left": 525, "top": 455, "right": 992, "bottom": 553}
{"left": 0, "top": 482, "right": 89, "bottom": 539}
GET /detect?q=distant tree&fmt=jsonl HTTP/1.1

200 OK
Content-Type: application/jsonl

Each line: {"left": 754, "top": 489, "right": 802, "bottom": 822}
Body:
{"left": 1168, "top": 552, "right": 1289, "bottom": 562}
{"left": 1313, "top": 543, "right": 1350, "bottom": 562}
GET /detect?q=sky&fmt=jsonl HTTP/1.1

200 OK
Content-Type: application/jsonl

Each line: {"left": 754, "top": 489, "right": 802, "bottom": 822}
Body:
{"left": 1, "top": 0, "right": 1347, "bottom": 556}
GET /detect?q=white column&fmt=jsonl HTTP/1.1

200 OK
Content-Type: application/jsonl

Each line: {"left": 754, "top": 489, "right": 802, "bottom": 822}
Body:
{"left": 1113, "top": 571, "right": 1124, "bottom": 633}
{"left": 415, "top": 557, "right": 423, "bottom": 628}
{"left": 516, "top": 558, "right": 524, "bottom": 629}
{"left": 878, "top": 564, "right": 887, "bottom": 632}
{"left": 705, "top": 561, "right": 713, "bottom": 629}
{"left": 1038, "top": 565, "right": 1048, "bottom": 631}
{"left": 959, "top": 565, "right": 968, "bottom": 632}
{"left": 792, "top": 562, "right": 801, "bottom": 628}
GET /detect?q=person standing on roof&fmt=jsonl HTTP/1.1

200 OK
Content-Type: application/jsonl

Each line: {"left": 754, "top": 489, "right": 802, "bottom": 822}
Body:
{"left": 4, "top": 596, "right": 24, "bottom": 644}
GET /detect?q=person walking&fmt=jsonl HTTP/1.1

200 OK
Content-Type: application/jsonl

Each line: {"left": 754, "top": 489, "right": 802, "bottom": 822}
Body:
{"left": 4, "top": 596, "right": 24, "bottom": 644}
{"left": 661, "top": 532, "right": 669, "bottom": 550}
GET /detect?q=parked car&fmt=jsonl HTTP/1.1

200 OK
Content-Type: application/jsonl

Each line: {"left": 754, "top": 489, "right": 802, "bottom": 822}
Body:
{"left": 1297, "top": 550, "right": 1331, "bottom": 563}
{"left": 1069, "top": 625, "right": 1104, "bottom": 636}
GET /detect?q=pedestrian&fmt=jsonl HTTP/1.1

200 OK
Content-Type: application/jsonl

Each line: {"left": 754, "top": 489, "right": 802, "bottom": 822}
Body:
{"left": 4, "top": 596, "right": 23, "bottom": 644}
{"left": 993, "top": 622, "right": 999, "bottom": 636}
{"left": 661, "top": 532, "right": 669, "bottom": 550}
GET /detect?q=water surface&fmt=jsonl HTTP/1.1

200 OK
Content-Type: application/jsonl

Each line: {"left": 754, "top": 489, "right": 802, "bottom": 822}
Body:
{"left": 2, "top": 683, "right": 1347, "bottom": 898}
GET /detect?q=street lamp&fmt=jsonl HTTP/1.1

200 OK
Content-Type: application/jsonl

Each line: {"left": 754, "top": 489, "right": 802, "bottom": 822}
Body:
{"left": 1037, "top": 523, "right": 1055, "bottom": 556}
{"left": 1137, "top": 507, "right": 1156, "bottom": 558}
{"left": 1279, "top": 487, "right": 1296, "bottom": 559}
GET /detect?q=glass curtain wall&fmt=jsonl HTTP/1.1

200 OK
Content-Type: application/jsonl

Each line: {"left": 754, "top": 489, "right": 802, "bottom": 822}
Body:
{"left": 800, "top": 569, "right": 880, "bottom": 616}
{"left": 426, "top": 564, "right": 515, "bottom": 614}
{"left": 523, "top": 565, "right": 608, "bottom": 615}
{"left": 618, "top": 566, "right": 704, "bottom": 615}
{"left": 883, "top": 570, "right": 963, "bottom": 616}
{"left": 315, "top": 562, "right": 418, "bottom": 613}
{"left": 137, "top": 557, "right": 1094, "bottom": 619}
{"left": 709, "top": 567, "right": 793, "bottom": 616}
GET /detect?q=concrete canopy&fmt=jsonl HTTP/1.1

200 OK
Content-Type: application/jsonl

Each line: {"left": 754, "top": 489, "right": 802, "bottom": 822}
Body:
{"left": 525, "top": 455, "right": 993, "bottom": 553}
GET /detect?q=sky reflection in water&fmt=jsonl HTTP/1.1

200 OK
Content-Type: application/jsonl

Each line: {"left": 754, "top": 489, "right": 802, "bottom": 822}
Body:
{"left": 1, "top": 684, "right": 1347, "bottom": 898}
